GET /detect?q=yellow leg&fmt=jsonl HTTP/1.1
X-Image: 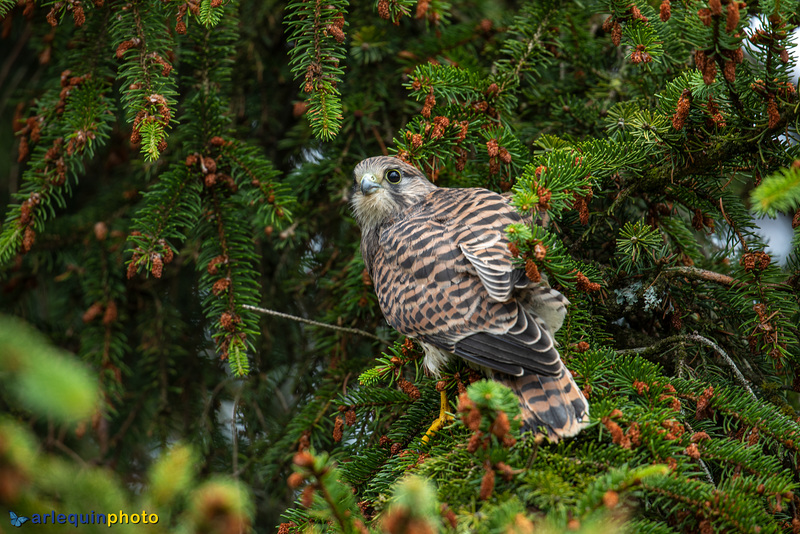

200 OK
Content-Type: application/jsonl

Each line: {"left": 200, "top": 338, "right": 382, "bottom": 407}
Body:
{"left": 422, "top": 390, "right": 454, "bottom": 443}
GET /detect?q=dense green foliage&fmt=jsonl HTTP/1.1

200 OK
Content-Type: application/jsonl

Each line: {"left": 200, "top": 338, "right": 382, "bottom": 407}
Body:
{"left": 2, "top": 0, "right": 800, "bottom": 533}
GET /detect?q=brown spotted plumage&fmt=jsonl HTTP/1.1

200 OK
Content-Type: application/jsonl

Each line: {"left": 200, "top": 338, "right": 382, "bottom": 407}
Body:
{"left": 351, "top": 156, "right": 589, "bottom": 439}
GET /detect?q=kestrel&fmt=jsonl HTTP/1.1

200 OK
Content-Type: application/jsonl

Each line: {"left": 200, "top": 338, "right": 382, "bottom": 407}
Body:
{"left": 351, "top": 156, "right": 589, "bottom": 440}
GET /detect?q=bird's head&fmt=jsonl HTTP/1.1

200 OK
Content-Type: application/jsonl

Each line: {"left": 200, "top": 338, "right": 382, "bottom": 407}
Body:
{"left": 351, "top": 156, "right": 436, "bottom": 230}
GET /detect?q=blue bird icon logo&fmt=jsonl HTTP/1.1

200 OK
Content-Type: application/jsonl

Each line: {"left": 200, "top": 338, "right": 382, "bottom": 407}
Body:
{"left": 9, "top": 511, "right": 29, "bottom": 527}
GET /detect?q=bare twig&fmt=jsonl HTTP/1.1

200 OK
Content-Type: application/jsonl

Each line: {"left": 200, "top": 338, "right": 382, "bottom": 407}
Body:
{"left": 680, "top": 401, "right": 716, "bottom": 488}
{"left": 617, "top": 333, "right": 757, "bottom": 401}
{"left": 686, "top": 333, "right": 757, "bottom": 401}
{"left": 697, "top": 456, "right": 717, "bottom": 488}
{"left": 52, "top": 441, "right": 89, "bottom": 469}
{"left": 231, "top": 387, "right": 241, "bottom": 479}
{"left": 202, "top": 377, "right": 233, "bottom": 434}
{"left": 664, "top": 265, "right": 795, "bottom": 293}
{"left": 243, "top": 304, "right": 386, "bottom": 342}
{"left": 615, "top": 334, "right": 686, "bottom": 357}
{"left": 662, "top": 266, "right": 740, "bottom": 287}
{"left": 719, "top": 198, "right": 749, "bottom": 253}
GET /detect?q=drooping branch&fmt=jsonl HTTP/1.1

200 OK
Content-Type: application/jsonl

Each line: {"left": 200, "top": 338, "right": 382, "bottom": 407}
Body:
{"left": 616, "top": 333, "right": 757, "bottom": 400}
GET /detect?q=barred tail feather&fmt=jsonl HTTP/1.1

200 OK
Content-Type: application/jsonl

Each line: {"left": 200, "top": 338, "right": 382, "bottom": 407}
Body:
{"left": 498, "top": 364, "right": 589, "bottom": 440}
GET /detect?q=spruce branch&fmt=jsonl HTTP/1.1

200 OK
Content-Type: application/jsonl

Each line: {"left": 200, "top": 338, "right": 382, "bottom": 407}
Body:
{"left": 0, "top": 0, "right": 14, "bottom": 17}
{"left": 198, "top": 0, "right": 225, "bottom": 27}
{"left": 110, "top": 1, "right": 177, "bottom": 161}
{"left": 495, "top": 2, "right": 555, "bottom": 90}
{"left": 0, "top": 70, "right": 113, "bottom": 265}
{"left": 750, "top": 164, "right": 800, "bottom": 216}
{"left": 284, "top": 0, "right": 348, "bottom": 140}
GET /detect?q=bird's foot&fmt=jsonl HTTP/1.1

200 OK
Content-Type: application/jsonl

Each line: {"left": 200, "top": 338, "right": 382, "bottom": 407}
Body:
{"left": 422, "top": 390, "right": 454, "bottom": 443}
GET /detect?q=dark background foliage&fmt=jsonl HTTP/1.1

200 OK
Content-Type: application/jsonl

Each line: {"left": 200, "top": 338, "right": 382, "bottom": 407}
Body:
{"left": 1, "top": 0, "right": 800, "bottom": 532}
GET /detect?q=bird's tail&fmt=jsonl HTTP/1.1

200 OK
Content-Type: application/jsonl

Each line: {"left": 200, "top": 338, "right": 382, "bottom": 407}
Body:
{"left": 497, "top": 364, "right": 589, "bottom": 441}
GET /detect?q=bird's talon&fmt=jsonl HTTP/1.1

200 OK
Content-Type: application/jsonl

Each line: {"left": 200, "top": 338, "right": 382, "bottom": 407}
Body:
{"left": 421, "top": 390, "right": 453, "bottom": 443}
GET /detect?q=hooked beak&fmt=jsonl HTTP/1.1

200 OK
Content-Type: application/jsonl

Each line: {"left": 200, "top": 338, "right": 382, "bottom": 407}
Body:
{"left": 360, "top": 173, "right": 382, "bottom": 195}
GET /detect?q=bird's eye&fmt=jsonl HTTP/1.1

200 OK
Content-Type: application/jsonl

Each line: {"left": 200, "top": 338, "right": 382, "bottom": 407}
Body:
{"left": 386, "top": 169, "right": 402, "bottom": 184}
